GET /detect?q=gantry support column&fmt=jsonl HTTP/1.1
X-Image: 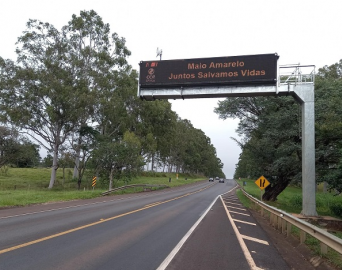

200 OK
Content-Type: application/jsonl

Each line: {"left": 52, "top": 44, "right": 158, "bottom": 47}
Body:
{"left": 293, "top": 84, "right": 317, "bottom": 216}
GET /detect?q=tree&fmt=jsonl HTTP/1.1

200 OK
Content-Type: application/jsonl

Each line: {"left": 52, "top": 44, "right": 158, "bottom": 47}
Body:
{"left": 215, "top": 96, "right": 301, "bottom": 201}
{"left": 63, "top": 10, "right": 131, "bottom": 179}
{"left": 58, "top": 150, "right": 74, "bottom": 185}
{"left": 315, "top": 60, "right": 342, "bottom": 193}
{"left": 0, "top": 126, "right": 40, "bottom": 168}
{"left": 217, "top": 60, "right": 342, "bottom": 200}
{"left": 0, "top": 10, "right": 131, "bottom": 188}
{"left": 93, "top": 131, "right": 143, "bottom": 190}
{"left": 1, "top": 20, "right": 83, "bottom": 188}
{"left": 42, "top": 154, "right": 53, "bottom": 167}
{"left": 71, "top": 125, "right": 99, "bottom": 189}
{"left": 164, "top": 118, "right": 224, "bottom": 176}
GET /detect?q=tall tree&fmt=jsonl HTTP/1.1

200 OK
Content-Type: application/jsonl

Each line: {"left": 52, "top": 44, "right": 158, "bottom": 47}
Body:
{"left": 0, "top": 20, "right": 80, "bottom": 188}
{"left": 0, "top": 10, "right": 131, "bottom": 188}
{"left": 315, "top": 60, "right": 342, "bottom": 193}
{"left": 63, "top": 10, "right": 131, "bottom": 179}
{"left": 215, "top": 96, "right": 301, "bottom": 201}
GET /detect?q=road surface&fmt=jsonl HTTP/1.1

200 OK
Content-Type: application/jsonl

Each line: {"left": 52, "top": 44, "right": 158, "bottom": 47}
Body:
{"left": 0, "top": 180, "right": 289, "bottom": 269}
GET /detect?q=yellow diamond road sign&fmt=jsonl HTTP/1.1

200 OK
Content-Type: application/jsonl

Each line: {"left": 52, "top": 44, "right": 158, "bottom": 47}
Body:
{"left": 255, "top": 176, "right": 270, "bottom": 190}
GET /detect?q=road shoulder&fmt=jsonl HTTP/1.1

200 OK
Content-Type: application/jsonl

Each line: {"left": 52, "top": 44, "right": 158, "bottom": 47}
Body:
{"left": 248, "top": 198, "right": 337, "bottom": 270}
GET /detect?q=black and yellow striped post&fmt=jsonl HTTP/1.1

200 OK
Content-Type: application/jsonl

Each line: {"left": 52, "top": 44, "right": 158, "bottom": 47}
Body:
{"left": 92, "top": 176, "right": 97, "bottom": 190}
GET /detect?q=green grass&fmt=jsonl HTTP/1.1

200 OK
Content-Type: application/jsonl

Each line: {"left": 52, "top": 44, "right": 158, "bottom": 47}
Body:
{"left": 0, "top": 167, "right": 205, "bottom": 207}
{"left": 236, "top": 178, "right": 342, "bottom": 218}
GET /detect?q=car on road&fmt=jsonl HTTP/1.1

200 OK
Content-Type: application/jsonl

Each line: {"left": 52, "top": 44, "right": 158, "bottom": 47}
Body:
{"left": 209, "top": 177, "right": 214, "bottom": 182}
{"left": 219, "top": 178, "right": 225, "bottom": 183}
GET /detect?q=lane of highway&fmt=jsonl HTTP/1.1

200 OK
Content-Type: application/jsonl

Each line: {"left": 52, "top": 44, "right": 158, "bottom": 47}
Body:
{"left": 0, "top": 181, "right": 214, "bottom": 249}
{"left": 0, "top": 180, "right": 236, "bottom": 269}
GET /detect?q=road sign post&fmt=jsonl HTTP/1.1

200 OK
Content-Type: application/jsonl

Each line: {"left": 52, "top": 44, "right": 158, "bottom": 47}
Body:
{"left": 92, "top": 176, "right": 97, "bottom": 191}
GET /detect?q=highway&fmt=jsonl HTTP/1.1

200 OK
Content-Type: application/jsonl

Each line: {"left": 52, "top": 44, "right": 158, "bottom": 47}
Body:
{"left": 0, "top": 180, "right": 289, "bottom": 269}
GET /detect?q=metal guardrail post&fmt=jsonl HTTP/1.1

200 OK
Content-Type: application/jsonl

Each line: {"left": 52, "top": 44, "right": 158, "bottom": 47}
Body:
{"left": 300, "top": 231, "right": 306, "bottom": 244}
{"left": 277, "top": 217, "right": 282, "bottom": 230}
{"left": 282, "top": 219, "right": 287, "bottom": 234}
{"left": 287, "top": 222, "right": 292, "bottom": 237}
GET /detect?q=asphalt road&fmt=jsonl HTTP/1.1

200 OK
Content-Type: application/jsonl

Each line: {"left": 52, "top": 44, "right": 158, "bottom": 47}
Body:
{"left": 0, "top": 179, "right": 289, "bottom": 269}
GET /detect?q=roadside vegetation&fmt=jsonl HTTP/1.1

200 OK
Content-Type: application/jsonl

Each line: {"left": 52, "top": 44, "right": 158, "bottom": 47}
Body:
{"left": 216, "top": 60, "right": 342, "bottom": 202}
{"left": 0, "top": 10, "right": 224, "bottom": 193}
{"left": 236, "top": 178, "right": 342, "bottom": 219}
{"left": 0, "top": 167, "right": 205, "bottom": 208}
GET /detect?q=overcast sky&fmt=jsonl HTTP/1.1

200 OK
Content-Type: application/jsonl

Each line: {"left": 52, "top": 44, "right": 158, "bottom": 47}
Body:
{"left": 1, "top": 1, "right": 341, "bottom": 178}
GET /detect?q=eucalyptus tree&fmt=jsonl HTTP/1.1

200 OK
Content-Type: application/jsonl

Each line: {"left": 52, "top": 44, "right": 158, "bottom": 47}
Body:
{"left": 0, "top": 10, "right": 131, "bottom": 188}
{"left": 63, "top": 10, "right": 131, "bottom": 179}
{"left": 96, "top": 65, "right": 178, "bottom": 173}
{"left": 0, "top": 20, "right": 80, "bottom": 188}
{"left": 138, "top": 100, "right": 177, "bottom": 170}
{"left": 164, "top": 118, "right": 223, "bottom": 175}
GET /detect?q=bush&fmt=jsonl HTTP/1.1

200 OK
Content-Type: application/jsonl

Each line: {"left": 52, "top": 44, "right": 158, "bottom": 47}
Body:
{"left": 329, "top": 202, "right": 342, "bottom": 217}
{"left": 289, "top": 194, "right": 302, "bottom": 207}
{"left": 0, "top": 165, "right": 10, "bottom": 176}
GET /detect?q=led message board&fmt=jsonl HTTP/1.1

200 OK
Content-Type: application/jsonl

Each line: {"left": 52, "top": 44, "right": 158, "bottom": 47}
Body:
{"left": 139, "top": 53, "right": 278, "bottom": 88}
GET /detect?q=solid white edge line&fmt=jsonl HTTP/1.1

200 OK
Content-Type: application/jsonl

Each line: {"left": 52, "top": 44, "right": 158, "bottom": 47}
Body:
{"left": 157, "top": 185, "right": 238, "bottom": 270}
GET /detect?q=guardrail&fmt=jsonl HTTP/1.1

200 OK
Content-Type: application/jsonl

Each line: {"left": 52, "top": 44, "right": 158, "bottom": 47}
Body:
{"left": 102, "top": 184, "right": 169, "bottom": 196}
{"left": 240, "top": 188, "right": 342, "bottom": 255}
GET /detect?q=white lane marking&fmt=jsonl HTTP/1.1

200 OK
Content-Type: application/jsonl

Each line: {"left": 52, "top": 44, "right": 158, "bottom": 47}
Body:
{"left": 157, "top": 195, "right": 220, "bottom": 270}
{"left": 229, "top": 210, "right": 250, "bottom": 216}
{"left": 157, "top": 186, "right": 238, "bottom": 270}
{"left": 226, "top": 206, "right": 247, "bottom": 211}
{"left": 220, "top": 196, "right": 263, "bottom": 270}
{"left": 224, "top": 201, "right": 243, "bottom": 206}
{"left": 233, "top": 219, "right": 256, "bottom": 226}
{"left": 241, "top": 235, "right": 269, "bottom": 245}
{"left": 225, "top": 198, "right": 240, "bottom": 201}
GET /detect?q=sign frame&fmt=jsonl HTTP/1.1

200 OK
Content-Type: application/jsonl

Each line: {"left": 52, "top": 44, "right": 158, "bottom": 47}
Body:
{"left": 139, "top": 53, "right": 279, "bottom": 90}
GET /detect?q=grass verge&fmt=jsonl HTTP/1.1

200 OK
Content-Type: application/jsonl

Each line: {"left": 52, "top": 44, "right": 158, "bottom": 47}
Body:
{"left": 0, "top": 167, "right": 205, "bottom": 207}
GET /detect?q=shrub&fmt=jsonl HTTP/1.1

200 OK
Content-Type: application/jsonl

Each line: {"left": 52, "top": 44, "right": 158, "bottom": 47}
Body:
{"left": 329, "top": 202, "right": 342, "bottom": 217}
{"left": 289, "top": 194, "right": 302, "bottom": 207}
{"left": 0, "top": 165, "right": 10, "bottom": 176}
